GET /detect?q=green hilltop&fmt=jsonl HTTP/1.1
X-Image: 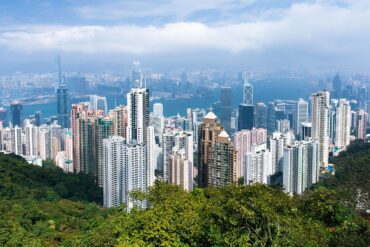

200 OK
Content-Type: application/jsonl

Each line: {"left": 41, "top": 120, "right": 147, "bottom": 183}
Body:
{"left": 0, "top": 141, "right": 369, "bottom": 246}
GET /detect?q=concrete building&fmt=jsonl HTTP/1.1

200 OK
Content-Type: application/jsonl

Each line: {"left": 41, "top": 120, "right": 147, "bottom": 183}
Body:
{"left": 311, "top": 91, "right": 330, "bottom": 167}
{"left": 283, "top": 140, "right": 319, "bottom": 195}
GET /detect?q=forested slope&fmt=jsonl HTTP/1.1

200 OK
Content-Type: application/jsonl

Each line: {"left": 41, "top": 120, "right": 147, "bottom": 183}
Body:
{"left": 0, "top": 141, "right": 369, "bottom": 246}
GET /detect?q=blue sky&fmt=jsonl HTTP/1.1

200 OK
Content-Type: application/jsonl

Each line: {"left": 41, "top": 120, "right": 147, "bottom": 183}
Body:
{"left": 0, "top": 0, "right": 369, "bottom": 71}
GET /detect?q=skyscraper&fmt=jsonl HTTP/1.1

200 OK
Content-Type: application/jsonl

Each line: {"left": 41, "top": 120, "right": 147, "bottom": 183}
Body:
{"left": 103, "top": 136, "right": 148, "bottom": 211}
{"left": 269, "top": 132, "right": 286, "bottom": 175}
{"left": 0, "top": 107, "right": 7, "bottom": 127}
{"left": 132, "top": 61, "right": 143, "bottom": 86}
{"left": 153, "top": 103, "right": 164, "bottom": 117}
{"left": 10, "top": 100, "right": 23, "bottom": 127}
{"left": 39, "top": 125, "right": 51, "bottom": 160}
{"left": 334, "top": 99, "right": 351, "bottom": 148}
{"left": 10, "top": 126, "right": 22, "bottom": 155}
{"left": 57, "top": 86, "right": 70, "bottom": 129}
{"left": 243, "top": 76, "right": 253, "bottom": 105}
{"left": 24, "top": 119, "right": 38, "bottom": 157}
{"left": 198, "top": 112, "right": 237, "bottom": 187}
{"left": 95, "top": 117, "right": 114, "bottom": 187}
{"left": 332, "top": 73, "right": 342, "bottom": 99}
{"left": 109, "top": 105, "right": 127, "bottom": 139}
{"left": 267, "top": 102, "right": 276, "bottom": 134}
{"left": 311, "top": 91, "right": 330, "bottom": 167}
{"left": 296, "top": 99, "right": 308, "bottom": 136}
{"left": 255, "top": 102, "right": 267, "bottom": 129}
{"left": 90, "top": 95, "right": 108, "bottom": 115}
{"left": 198, "top": 112, "right": 223, "bottom": 187}
{"left": 233, "top": 128, "right": 267, "bottom": 178}
{"left": 71, "top": 103, "right": 104, "bottom": 173}
{"left": 127, "top": 87, "right": 149, "bottom": 144}
{"left": 283, "top": 140, "right": 319, "bottom": 195}
{"left": 169, "top": 131, "right": 193, "bottom": 191}
{"left": 276, "top": 119, "right": 290, "bottom": 134}
{"left": 244, "top": 144, "right": 272, "bottom": 185}
{"left": 220, "top": 87, "right": 232, "bottom": 133}
{"left": 56, "top": 55, "right": 62, "bottom": 91}
{"left": 301, "top": 122, "right": 312, "bottom": 140}
{"left": 34, "top": 111, "right": 41, "bottom": 127}
{"left": 103, "top": 136, "right": 125, "bottom": 208}
{"left": 107, "top": 79, "right": 154, "bottom": 210}
{"left": 356, "top": 109, "right": 367, "bottom": 140}
{"left": 238, "top": 76, "right": 254, "bottom": 131}
{"left": 207, "top": 130, "right": 237, "bottom": 187}
{"left": 238, "top": 105, "right": 254, "bottom": 131}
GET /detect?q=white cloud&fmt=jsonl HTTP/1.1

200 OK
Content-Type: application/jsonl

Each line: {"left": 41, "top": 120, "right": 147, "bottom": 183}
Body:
{"left": 0, "top": 0, "right": 369, "bottom": 67}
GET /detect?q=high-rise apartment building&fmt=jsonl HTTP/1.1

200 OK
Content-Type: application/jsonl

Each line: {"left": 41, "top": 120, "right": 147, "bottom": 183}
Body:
{"left": 198, "top": 112, "right": 224, "bottom": 187}
{"left": 109, "top": 105, "right": 127, "bottom": 139}
{"left": 356, "top": 109, "right": 367, "bottom": 140}
{"left": 127, "top": 88, "right": 149, "bottom": 144}
{"left": 244, "top": 144, "right": 272, "bottom": 185}
{"left": 103, "top": 136, "right": 148, "bottom": 211}
{"left": 334, "top": 99, "right": 351, "bottom": 148}
{"left": 39, "top": 125, "right": 51, "bottom": 160}
{"left": 207, "top": 130, "right": 237, "bottom": 187}
{"left": 162, "top": 127, "right": 193, "bottom": 189}
{"left": 283, "top": 140, "right": 319, "bottom": 194}
{"left": 311, "top": 91, "right": 330, "bottom": 167}
{"left": 95, "top": 117, "right": 114, "bottom": 187}
{"left": 24, "top": 119, "right": 38, "bottom": 157}
{"left": 10, "top": 126, "right": 22, "bottom": 155}
{"left": 71, "top": 103, "right": 104, "bottom": 173}
{"left": 103, "top": 136, "right": 125, "bottom": 208}
{"left": 198, "top": 112, "right": 237, "bottom": 187}
{"left": 233, "top": 128, "right": 267, "bottom": 178}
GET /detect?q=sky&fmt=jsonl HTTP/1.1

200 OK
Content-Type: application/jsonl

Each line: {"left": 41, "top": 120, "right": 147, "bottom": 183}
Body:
{"left": 0, "top": 0, "right": 370, "bottom": 72}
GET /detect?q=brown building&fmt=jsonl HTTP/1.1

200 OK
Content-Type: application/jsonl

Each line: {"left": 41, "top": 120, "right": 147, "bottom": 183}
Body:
{"left": 198, "top": 112, "right": 237, "bottom": 187}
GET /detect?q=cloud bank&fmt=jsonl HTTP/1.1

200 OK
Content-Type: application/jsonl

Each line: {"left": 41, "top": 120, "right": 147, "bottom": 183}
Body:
{"left": 0, "top": 0, "right": 369, "bottom": 69}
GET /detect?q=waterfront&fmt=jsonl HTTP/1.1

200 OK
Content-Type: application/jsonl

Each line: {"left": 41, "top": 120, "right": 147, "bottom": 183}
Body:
{"left": 2, "top": 78, "right": 314, "bottom": 122}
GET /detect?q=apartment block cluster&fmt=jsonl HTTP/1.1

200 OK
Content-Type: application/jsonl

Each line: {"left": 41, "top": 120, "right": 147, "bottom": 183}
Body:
{"left": 1, "top": 63, "right": 369, "bottom": 211}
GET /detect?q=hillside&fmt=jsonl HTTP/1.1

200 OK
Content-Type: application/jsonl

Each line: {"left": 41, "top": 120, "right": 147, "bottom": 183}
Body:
{"left": 0, "top": 153, "right": 107, "bottom": 246}
{"left": 0, "top": 142, "right": 369, "bottom": 246}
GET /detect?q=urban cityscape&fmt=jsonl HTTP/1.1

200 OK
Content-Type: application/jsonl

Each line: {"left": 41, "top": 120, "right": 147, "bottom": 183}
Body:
{"left": 0, "top": 58, "right": 368, "bottom": 208}
{"left": 0, "top": 0, "right": 369, "bottom": 246}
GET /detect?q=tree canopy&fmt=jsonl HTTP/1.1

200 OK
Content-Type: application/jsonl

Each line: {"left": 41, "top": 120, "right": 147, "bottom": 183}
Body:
{"left": 0, "top": 141, "right": 369, "bottom": 246}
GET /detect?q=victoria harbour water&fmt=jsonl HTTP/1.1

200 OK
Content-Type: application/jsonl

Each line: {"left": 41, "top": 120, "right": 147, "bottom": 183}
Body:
{"left": 4, "top": 78, "right": 315, "bottom": 122}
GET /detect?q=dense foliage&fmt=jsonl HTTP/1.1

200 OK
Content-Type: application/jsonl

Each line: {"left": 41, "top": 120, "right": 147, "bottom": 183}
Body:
{"left": 0, "top": 153, "right": 107, "bottom": 246}
{"left": 0, "top": 141, "right": 369, "bottom": 246}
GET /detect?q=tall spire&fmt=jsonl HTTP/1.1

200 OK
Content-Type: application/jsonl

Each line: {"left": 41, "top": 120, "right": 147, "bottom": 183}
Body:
{"left": 56, "top": 55, "right": 63, "bottom": 87}
{"left": 243, "top": 73, "right": 253, "bottom": 105}
{"left": 132, "top": 61, "right": 143, "bottom": 88}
